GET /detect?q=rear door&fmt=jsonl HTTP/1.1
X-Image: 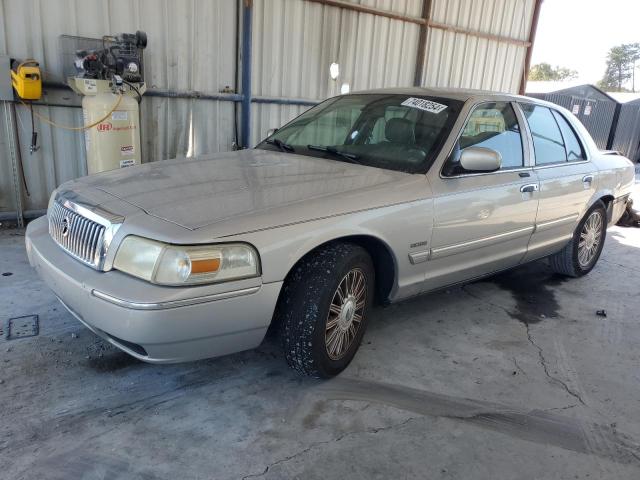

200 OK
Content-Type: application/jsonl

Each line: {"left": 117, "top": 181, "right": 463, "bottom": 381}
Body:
{"left": 423, "top": 101, "right": 538, "bottom": 291}
{"left": 518, "top": 103, "right": 598, "bottom": 261}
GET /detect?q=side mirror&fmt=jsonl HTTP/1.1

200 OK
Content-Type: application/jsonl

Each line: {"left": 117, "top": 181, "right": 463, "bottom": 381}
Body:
{"left": 266, "top": 128, "right": 279, "bottom": 137}
{"left": 459, "top": 147, "right": 502, "bottom": 172}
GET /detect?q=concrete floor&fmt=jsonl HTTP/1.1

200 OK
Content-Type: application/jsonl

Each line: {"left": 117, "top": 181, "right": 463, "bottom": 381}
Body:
{"left": 2, "top": 220, "right": 640, "bottom": 479}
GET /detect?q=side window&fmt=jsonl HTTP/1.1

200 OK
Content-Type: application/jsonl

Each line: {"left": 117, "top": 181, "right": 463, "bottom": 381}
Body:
{"left": 520, "top": 104, "right": 567, "bottom": 165}
{"left": 551, "top": 110, "right": 586, "bottom": 161}
{"left": 457, "top": 102, "right": 524, "bottom": 169}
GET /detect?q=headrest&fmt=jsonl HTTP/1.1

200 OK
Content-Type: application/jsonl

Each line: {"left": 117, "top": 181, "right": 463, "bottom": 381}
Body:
{"left": 385, "top": 118, "right": 415, "bottom": 144}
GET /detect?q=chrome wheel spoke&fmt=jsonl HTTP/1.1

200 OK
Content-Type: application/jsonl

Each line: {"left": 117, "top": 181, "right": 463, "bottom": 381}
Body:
{"left": 577, "top": 211, "right": 603, "bottom": 268}
{"left": 324, "top": 267, "right": 367, "bottom": 360}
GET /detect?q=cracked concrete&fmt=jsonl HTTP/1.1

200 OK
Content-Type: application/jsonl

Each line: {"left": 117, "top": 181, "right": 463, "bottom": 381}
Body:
{"left": 1, "top": 220, "right": 640, "bottom": 479}
{"left": 524, "top": 322, "right": 587, "bottom": 406}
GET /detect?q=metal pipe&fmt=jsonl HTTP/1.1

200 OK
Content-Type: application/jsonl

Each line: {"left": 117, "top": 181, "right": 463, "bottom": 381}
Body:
{"left": 413, "top": 0, "right": 432, "bottom": 87}
{"left": 240, "top": 0, "right": 253, "bottom": 148}
{"left": 145, "top": 88, "right": 243, "bottom": 102}
{"left": 2, "top": 101, "right": 24, "bottom": 228}
{"left": 0, "top": 209, "right": 47, "bottom": 222}
{"left": 252, "top": 96, "right": 318, "bottom": 106}
{"left": 43, "top": 80, "right": 318, "bottom": 107}
{"left": 519, "top": 0, "right": 544, "bottom": 95}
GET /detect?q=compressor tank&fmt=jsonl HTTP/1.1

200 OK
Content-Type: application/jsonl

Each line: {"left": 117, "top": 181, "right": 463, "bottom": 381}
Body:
{"left": 82, "top": 93, "right": 141, "bottom": 174}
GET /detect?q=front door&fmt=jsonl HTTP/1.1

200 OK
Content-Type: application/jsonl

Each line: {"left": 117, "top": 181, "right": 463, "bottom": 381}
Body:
{"left": 424, "top": 101, "right": 539, "bottom": 291}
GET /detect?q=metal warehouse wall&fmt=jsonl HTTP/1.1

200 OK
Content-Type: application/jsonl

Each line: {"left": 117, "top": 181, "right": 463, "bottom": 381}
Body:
{"left": 0, "top": 0, "right": 237, "bottom": 215}
{"left": 1, "top": 0, "right": 538, "bottom": 217}
{"left": 420, "top": 0, "right": 534, "bottom": 92}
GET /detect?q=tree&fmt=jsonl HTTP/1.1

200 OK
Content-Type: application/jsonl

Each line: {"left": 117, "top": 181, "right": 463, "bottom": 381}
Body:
{"left": 599, "top": 43, "right": 640, "bottom": 92}
{"left": 528, "top": 63, "right": 578, "bottom": 81}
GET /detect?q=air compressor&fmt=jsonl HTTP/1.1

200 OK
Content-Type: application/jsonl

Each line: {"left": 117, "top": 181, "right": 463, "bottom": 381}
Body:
{"left": 68, "top": 31, "right": 147, "bottom": 174}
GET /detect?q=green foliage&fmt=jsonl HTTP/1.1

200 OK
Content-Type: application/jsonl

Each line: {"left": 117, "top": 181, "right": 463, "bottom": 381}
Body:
{"left": 528, "top": 63, "right": 578, "bottom": 81}
{"left": 599, "top": 43, "right": 640, "bottom": 92}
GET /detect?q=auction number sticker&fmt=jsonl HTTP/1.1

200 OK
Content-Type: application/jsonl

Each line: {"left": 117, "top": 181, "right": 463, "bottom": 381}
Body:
{"left": 401, "top": 97, "right": 448, "bottom": 114}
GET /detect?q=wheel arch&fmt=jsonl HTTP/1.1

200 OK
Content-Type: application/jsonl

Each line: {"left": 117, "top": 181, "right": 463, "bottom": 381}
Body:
{"left": 281, "top": 234, "right": 398, "bottom": 306}
{"left": 585, "top": 191, "right": 614, "bottom": 222}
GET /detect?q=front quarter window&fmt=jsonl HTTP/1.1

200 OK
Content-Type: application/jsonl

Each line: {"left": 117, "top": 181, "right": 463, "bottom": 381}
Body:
{"left": 257, "top": 94, "right": 463, "bottom": 173}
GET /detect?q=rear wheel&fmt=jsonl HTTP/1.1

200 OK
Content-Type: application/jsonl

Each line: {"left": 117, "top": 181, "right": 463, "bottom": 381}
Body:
{"left": 549, "top": 201, "right": 607, "bottom": 277}
{"left": 277, "top": 243, "right": 374, "bottom": 378}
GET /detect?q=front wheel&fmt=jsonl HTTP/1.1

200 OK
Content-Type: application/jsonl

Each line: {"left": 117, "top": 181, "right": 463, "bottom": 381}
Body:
{"left": 549, "top": 201, "right": 607, "bottom": 277}
{"left": 277, "top": 243, "right": 374, "bottom": 378}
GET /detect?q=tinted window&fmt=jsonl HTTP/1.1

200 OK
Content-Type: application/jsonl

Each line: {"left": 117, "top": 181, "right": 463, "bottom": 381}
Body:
{"left": 455, "top": 102, "right": 524, "bottom": 170}
{"left": 520, "top": 104, "right": 566, "bottom": 164}
{"left": 552, "top": 110, "right": 585, "bottom": 161}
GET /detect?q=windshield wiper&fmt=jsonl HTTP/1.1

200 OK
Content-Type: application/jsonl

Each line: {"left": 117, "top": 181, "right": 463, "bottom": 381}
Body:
{"left": 307, "top": 145, "right": 361, "bottom": 164}
{"left": 265, "top": 138, "right": 295, "bottom": 153}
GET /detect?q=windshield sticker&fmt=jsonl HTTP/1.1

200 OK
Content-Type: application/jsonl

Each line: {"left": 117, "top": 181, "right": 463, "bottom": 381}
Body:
{"left": 401, "top": 97, "right": 448, "bottom": 114}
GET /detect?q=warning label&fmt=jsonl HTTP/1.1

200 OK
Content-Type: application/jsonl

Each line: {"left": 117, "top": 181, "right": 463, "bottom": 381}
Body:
{"left": 120, "top": 159, "right": 135, "bottom": 168}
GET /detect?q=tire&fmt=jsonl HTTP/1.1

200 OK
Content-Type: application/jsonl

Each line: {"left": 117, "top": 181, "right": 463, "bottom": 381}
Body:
{"left": 549, "top": 201, "right": 607, "bottom": 277}
{"left": 277, "top": 243, "right": 374, "bottom": 378}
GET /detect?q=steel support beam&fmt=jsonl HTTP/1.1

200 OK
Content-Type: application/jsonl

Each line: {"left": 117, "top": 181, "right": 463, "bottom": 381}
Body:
{"left": 413, "top": 0, "right": 432, "bottom": 87}
{"left": 240, "top": 0, "right": 253, "bottom": 148}
{"left": 306, "top": 0, "right": 531, "bottom": 48}
{"left": 519, "top": 0, "right": 544, "bottom": 95}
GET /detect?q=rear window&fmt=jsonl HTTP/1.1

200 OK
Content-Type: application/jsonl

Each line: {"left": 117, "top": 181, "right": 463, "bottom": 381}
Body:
{"left": 551, "top": 110, "right": 586, "bottom": 161}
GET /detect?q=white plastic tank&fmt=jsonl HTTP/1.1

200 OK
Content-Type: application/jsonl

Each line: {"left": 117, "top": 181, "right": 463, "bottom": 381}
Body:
{"left": 82, "top": 92, "right": 141, "bottom": 174}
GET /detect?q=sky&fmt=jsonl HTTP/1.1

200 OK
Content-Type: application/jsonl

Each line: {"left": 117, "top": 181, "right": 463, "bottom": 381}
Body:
{"left": 530, "top": 0, "right": 640, "bottom": 87}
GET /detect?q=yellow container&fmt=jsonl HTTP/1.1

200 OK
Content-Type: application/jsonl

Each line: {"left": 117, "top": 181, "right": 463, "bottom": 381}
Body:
{"left": 11, "top": 61, "right": 42, "bottom": 100}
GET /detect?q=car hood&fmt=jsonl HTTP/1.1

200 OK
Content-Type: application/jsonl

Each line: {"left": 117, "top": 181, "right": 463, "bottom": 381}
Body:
{"left": 73, "top": 149, "right": 429, "bottom": 233}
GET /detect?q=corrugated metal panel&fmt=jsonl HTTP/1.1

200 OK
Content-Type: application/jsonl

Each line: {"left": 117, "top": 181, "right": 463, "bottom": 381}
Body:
{"left": 1, "top": 0, "right": 537, "bottom": 213}
{"left": 612, "top": 102, "right": 640, "bottom": 161}
{"left": 0, "top": 0, "right": 237, "bottom": 212}
{"left": 421, "top": 0, "right": 534, "bottom": 93}
{"left": 251, "top": 0, "right": 421, "bottom": 144}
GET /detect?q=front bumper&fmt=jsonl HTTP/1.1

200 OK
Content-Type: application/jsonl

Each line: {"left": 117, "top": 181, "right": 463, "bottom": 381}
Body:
{"left": 25, "top": 216, "right": 282, "bottom": 363}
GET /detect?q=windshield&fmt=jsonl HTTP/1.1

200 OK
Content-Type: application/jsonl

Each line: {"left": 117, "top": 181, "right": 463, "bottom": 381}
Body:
{"left": 256, "top": 94, "right": 463, "bottom": 173}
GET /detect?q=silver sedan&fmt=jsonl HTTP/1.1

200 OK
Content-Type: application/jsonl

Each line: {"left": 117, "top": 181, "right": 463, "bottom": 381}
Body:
{"left": 26, "top": 88, "right": 635, "bottom": 377}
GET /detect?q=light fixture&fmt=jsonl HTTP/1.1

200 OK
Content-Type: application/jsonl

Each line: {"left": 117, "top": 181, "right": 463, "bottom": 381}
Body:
{"left": 329, "top": 62, "right": 340, "bottom": 80}
{"left": 340, "top": 82, "right": 350, "bottom": 94}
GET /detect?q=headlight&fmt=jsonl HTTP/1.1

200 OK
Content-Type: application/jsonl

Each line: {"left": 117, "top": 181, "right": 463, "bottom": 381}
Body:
{"left": 113, "top": 236, "right": 260, "bottom": 286}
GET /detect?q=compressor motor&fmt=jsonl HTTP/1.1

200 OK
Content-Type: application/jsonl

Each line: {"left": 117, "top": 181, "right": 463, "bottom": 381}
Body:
{"left": 74, "top": 30, "right": 147, "bottom": 83}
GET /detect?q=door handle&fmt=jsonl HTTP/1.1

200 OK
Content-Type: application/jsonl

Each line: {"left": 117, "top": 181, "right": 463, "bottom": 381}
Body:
{"left": 520, "top": 183, "right": 539, "bottom": 193}
{"left": 582, "top": 174, "right": 594, "bottom": 183}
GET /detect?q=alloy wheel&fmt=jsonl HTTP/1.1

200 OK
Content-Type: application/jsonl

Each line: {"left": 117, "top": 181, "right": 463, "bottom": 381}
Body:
{"left": 578, "top": 210, "right": 603, "bottom": 268}
{"left": 325, "top": 268, "right": 367, "bottom": 360}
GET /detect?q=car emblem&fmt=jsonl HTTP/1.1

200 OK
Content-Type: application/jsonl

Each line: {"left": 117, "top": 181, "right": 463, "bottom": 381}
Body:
{"left": 61, "top": 217, "right": 70, "bottom": 237}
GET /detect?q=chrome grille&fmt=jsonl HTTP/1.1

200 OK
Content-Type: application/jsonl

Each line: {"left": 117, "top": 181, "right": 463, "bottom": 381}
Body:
{"left": 49, "top": 201, "right": 106, "bottom": 269}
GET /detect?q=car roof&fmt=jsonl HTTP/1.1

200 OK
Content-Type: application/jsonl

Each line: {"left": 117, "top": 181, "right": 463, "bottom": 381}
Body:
{"left": 351, "top": 86, "right": 536, "bottom": 103}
